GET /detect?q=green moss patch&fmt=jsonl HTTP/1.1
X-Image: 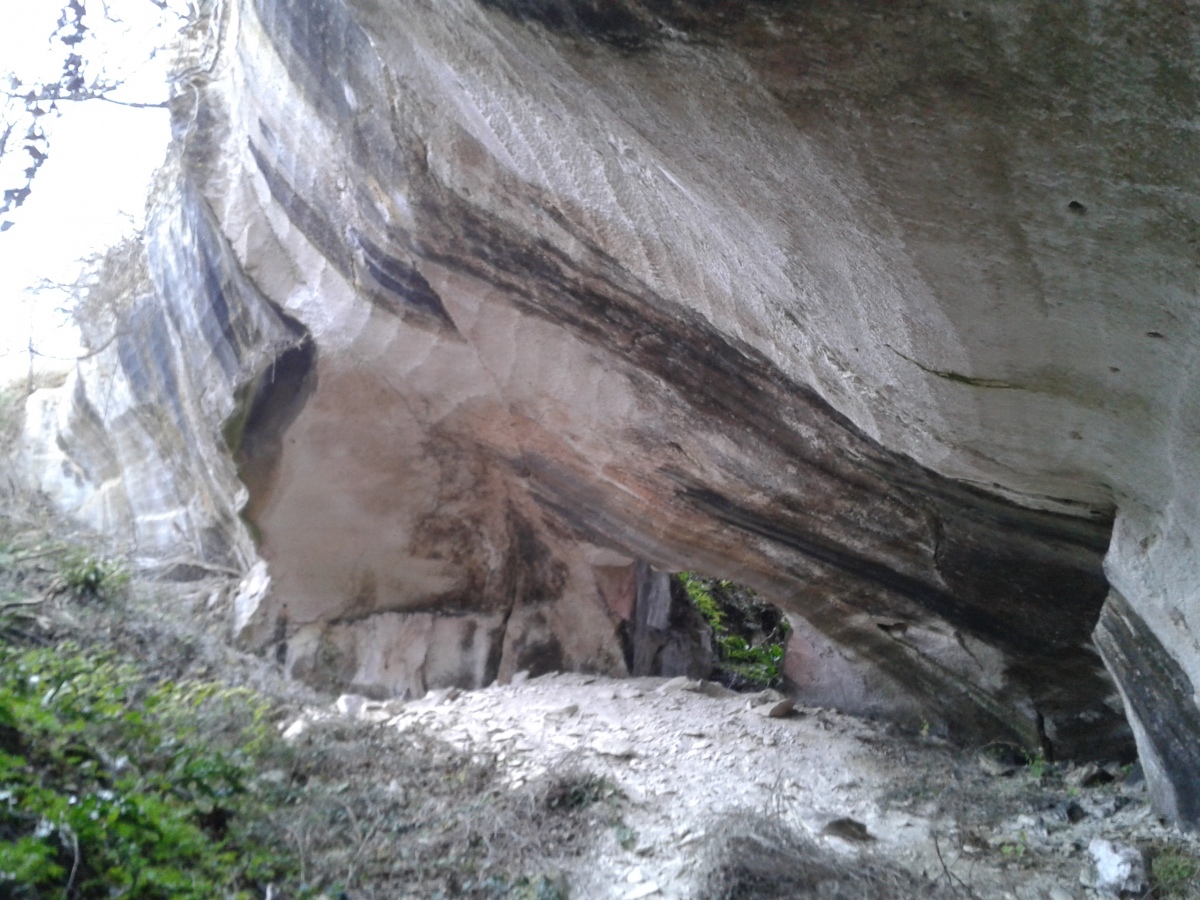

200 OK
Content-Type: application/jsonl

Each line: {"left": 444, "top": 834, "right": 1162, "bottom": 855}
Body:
{"left": 675, "top": 572, "right": 789, "bottom": 690}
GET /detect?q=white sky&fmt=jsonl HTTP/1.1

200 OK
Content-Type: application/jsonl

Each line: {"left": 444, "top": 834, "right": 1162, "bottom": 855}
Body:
{"left": 0, "top": 0, "right": 182, "bottom": 385}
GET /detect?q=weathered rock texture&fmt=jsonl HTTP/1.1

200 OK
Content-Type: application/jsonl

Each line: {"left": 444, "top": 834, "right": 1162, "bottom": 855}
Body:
{"left": 22, "top": 179, "right": 300, "bottom": 576}
{"left": 20, "top": 0, "right": 1200, "bottom": 825}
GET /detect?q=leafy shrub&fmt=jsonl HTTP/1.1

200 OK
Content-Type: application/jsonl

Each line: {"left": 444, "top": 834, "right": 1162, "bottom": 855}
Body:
{"left": 58, "top": 551, "right": 129, "bottom": 599}
{"left": 677, "top": 572, "right": 789, "bottom": 688}
{"left": 0, "top": 625, "right": 609, "bottom": 898}
{"left": 680, "top": 573, "right": 727, "bottom": 631}
{"left": 0, "top": 642, "right": 295, "bottom": 898}
{"left": 0, "top": 538, "right": 618, "bottom": 898}
{"left": 719, "top": 635, "right": 786, "bottom": 685}
{"left": 1151, "top": 846, "right": 1200, "bottom": 898}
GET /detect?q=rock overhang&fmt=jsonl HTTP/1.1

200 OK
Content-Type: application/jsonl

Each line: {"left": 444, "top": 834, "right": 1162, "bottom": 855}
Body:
{"left": 19, "top": 0, "right": 1200, "bottom": 828}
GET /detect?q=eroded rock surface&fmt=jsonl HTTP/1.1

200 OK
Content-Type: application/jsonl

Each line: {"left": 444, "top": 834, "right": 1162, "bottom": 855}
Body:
{"left": 20, "top": 0, "right": 1200, "bottom": 824}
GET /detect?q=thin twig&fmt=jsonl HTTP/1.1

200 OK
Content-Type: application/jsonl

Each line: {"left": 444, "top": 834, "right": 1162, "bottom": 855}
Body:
{"left": 14, "top": 547, "right": 65, "bottom": 561}
{"left": 147, "top": 557, "right": 244, "bottom": 578}
{"left": 0, "top": 595, "right": 47, "bottom": 609}
{"left": 343, "top": 801, "right": 380, "bottom": 887}
{"left": 932, "top": 830, "right": 981, "bottom": 899}
{"left": 284, "top": 822, "right": 309, "bottom": 885}
{"left": 94, "top": 95, "right": 169, "bottom": 109}
{"left": 63, "top": 822, "right": 80, "bottom": 898}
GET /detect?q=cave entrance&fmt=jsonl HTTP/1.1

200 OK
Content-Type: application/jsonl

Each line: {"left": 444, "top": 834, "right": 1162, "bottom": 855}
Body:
{"left": 627, "top": 564, "right": 790, "bottom": 692}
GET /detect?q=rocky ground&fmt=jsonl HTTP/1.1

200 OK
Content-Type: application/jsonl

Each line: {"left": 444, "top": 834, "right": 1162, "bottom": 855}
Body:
{"left": 283, "top": 668, "right": 1197, "bottom": 900}
{"left": 1, "top": 468, "right": 1197, "bottom": 899}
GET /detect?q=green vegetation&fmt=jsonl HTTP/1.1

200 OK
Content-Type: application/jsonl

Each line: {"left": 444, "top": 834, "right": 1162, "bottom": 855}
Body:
{"left": 613, "top": 821, "right": 637, "bottom": 851}
{"left": 0, "top": 631, "right": 622, "bottom": 898}
{"left": 998, "top": 833, "right": 1028, "bottom": 861}
{"left": 1027, "top": 751, "right": 1047, "bottom": 780}
{"left": 1150, "top": 845, "right": 1200, "bottom": 898}
{"left": 0, "top": 642, "right": 292, "bottom": 899}
{"left": 680, "top": 573, "right": 727, "bottom": 631}
{"left": 57, "top": 550, "right": 129, "bottom": 600}
{"left": 676, "top": 572, "right": 789, "bottom": 689}
{"left": 0, "top": 525, "right": 623, "bottom": 898}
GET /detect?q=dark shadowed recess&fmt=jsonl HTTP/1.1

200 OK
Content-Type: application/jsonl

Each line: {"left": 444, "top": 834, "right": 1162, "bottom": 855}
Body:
{"left": 622, "top": 564, "right": 717, "bottom": 681}
{"left": 226, "top": 337, "right": 318, "bottom": 525}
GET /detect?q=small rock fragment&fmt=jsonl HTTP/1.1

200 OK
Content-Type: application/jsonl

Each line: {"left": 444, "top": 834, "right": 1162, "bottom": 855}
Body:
{"left": 591, "top": 735, "right": 637, "bottom": 758}
{"left": 977, "top": 755, "right": 1014, "bottom": 777}
{"left": 1081, "top": 838, "right": 1147, "bottom": 896}
{"left": 623, "top": 882, "right": 660, "bottom": 899}
{"left": 748, "top": 688, "right": 787, "bottom": 707}
{"left": 975, "top": 743, "right": 1028, "bottom": 777}
{"left": 1048, "top": 888, "right": 1074, "bottom": 900}
{"left": 753, "top": 697, "right": 795, "bottom": 718}
{"left": 1042, "top": 799, "right": 1087, "bottom": 825}
{"left": 510, "top": 670, "right": 530, "bottom": 686}
{"left": 413, "top": 686, "right": 460, "bottom": 707}
{"left": 1081, "top": 795, "right": 1127, "bottom": 820}
{"left": 1067, "top": 762, "right": 1114, "bottom": 788}
{"left": 623, "top": 784, "right": 646, "bottom": 805}
{"left": 334, "top": 694, "right": 368, "bottom": 718}
{"left": 626, "top": 866, "right": 644, "bottom": 883}
{"left": 821, "top": 817, "right": 874, "bottom": 842}
{"left": 695, "top": 680, "right": 737, "bottom": 699}
{"left": 656, "top": 676, "right": 696, "bottom": 694}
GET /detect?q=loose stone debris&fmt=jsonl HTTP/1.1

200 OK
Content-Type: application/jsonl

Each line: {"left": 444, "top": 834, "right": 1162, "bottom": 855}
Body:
{"left": 276, "top": 673, "right": 1200, "bottom": 899}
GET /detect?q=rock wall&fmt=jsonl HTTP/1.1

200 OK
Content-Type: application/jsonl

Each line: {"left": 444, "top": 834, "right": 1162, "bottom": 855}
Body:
{"left": 22, "top": 173, "right": 300, "bottom": 575}
{"left": 21, "top": 0, "right": 1200, "bottom": 826}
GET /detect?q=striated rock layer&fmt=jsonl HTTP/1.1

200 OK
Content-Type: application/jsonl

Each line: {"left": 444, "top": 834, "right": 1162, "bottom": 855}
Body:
{"left": 21, "top": 0, "right": 1200, "bottom": 824}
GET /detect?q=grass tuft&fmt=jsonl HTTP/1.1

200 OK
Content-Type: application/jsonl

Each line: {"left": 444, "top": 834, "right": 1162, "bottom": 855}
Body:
{"left": 698, "top": 812, "right": 957, "bottom": 900}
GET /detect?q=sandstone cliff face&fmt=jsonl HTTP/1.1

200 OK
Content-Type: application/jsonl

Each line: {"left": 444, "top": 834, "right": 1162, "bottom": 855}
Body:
{"left": 21, "top": 0, "right": 1200, "bottom": 826}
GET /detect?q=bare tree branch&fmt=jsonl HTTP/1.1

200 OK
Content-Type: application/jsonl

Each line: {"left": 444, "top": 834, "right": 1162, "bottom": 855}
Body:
{"left": 0, "top": 0, "right": 185, "bottom": 230}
